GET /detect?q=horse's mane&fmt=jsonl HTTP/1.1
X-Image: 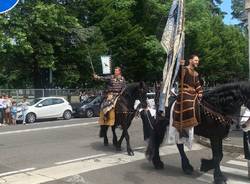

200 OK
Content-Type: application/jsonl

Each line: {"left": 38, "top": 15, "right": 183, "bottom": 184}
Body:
{"left": 122, "top": 83, "right": 139, "bottom": 97}
{"left": 203, "top": 81, "right": 250, "bottom": 114}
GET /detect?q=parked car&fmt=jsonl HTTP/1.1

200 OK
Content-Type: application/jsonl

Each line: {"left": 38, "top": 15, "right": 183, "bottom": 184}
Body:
{"left": 16, "top": 97, "right": 73, "bottom": 123}
{"left": 73, "top": 96, "right": 103, "bottom": 118}
{"left": 134, "top": 92, "right": 155, "bottom": 109}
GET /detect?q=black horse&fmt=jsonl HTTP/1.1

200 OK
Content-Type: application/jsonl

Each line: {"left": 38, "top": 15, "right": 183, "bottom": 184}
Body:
{"left": 145, "top": 81, "right": 250, "bottom": 184}
{"left": 100, "top": 82, "right": 148, "bottom": 156}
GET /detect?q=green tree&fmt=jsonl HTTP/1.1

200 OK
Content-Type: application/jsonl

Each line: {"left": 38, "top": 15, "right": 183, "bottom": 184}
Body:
{"left": 232, "top": 0, "right": 245, "bottom": 20}
{"left": 185, "top": 0, "right": 248, "bottom": 85}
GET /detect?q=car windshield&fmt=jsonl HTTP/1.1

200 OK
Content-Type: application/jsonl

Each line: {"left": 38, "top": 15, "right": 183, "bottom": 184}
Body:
{"left": 29, "top": 98, "right": 43, "bottom": 106}
{"left": 82, "top": 96, "right": 96, "bottom": 104}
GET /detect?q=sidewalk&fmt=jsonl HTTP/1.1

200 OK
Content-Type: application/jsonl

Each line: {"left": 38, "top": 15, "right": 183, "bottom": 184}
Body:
{"left": 197, "top": 129, "right": 244, "bottom": 154}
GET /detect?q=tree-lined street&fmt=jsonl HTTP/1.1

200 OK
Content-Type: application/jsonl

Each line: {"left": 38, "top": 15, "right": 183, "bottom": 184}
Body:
{"left": 1, "top": 0, "right": 250, "bottom": 183}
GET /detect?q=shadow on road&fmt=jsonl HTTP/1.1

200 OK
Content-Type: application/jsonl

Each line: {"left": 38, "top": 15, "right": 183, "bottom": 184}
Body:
{"left": 90, "top": 141, "right": 126, "bottom": 154}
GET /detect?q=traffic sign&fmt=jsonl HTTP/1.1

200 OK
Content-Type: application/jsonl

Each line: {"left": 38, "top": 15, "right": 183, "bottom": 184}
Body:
{"left": 0, "top": 0, "right": 19, "bottom": 14}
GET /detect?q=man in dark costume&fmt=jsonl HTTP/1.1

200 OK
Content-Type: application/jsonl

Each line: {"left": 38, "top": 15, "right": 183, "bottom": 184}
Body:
{"left": 173, "top": 55, "right": 203, "bottom": 133}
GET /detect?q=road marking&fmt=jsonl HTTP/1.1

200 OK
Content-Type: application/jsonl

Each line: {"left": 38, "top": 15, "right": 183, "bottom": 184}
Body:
{"left": 55, "top": 153, "right": 107, "bottom": 165}
{"left": 0, "top": 122, "right": 98, "bottom": 135}
{"left": 133, "top": 146, "right": 145, "bottom": 151}
{"left": 197, "top": 164, "right": 249, "bottom": 184}
{"left": 0, "top": 168, "right": 35, "bottom": 177}
{"left": 197, "top": 173, "right": 249, "bottom": 184}
{"left": 32, "top": 118, "right": 98, "bottom": 125}
{"left": 236, "top": 155, "right": 246, "bottom": 161}
{"left": 0, "top": 144, "right": 203, "bottom": 184}
{"left": 220, "top": 166, "right": 248, "bottom": 177}
{"left": 227, "top": 160, "right": 248, "bottom": 168}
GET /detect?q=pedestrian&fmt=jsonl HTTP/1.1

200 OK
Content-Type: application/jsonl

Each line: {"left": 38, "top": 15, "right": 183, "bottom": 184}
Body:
{"left": 20, "top": 96, "right": 29, "bottom": 124}
{"left": 79, "top": 91, "right": 88, "bottom": 103}
{"left": 0, "top": 95, "right": 4, "bottom": 125}
{"left": 4, "top": 95, "right": 12, "bottom": 125}
{"left": 10, "top": 101, "right": 17, "bottom": 125}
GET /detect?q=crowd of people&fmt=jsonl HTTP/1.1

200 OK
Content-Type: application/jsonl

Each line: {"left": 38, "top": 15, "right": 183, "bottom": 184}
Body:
{"left": 0, "top": 95, "right": 29, "bottom": 126}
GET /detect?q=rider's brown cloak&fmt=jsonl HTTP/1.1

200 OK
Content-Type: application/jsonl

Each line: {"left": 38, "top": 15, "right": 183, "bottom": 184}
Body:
{"left": 173, "top": 67, "right": 203, "bottom": 130}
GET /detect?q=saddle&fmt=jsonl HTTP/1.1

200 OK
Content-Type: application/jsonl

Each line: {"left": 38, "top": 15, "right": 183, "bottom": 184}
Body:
{"left": 99, "top": 93, "right": 120, "bottom": 126}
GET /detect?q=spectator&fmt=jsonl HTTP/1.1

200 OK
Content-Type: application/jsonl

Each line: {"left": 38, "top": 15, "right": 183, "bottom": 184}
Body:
{"left": 0, "top": 96, "right": 4, "bottom": 125}
{"left": 79, "top": 91, "right": 88, "bottom": 103}
{"left": 20, "top": 96, "right": 29, "bottom": 124}
{"left": 4, "top": 95, "right": 12, "bottom": 125}
{"left": 10, "top": 101, "right": 17, "bottom": 125}
{"left": 79, "top": 91, "right": 83, "bottom": 102}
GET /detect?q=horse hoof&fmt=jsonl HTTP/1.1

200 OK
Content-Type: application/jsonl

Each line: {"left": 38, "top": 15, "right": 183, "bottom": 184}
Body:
{"left": 113, "top": 140, "right": 117, "bottom": 147}
{"left": 104, "top": 142, "right": 109, "bottom": 146}
{"left": 128, "top": 150, "right": 134, "bottom": 156}
{"left": 153, "top": 158, "right": 164, "bottom": 170}
{"left": 183, "top": 168, "right": 193, "bottom": 175}
{"left": 214, "top": 179, "right": 227, "bottom": 184}
{"left": 183, "top": 165, "right": 194, "bottom": 175}
{"left": 183, "top": 164, "right": 194, "bottom": 175}
{"left": 104, "top": 140, "right": 109, "bottom": 146}
{"left": 200, "top": 159, "right": 214, "bottom": 172}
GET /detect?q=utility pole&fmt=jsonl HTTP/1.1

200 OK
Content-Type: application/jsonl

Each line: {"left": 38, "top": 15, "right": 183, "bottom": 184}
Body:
{"left": 245, "top": 0, "right": 250, "bottom": 179}
{"left": 246, "top": 0, "right": 250, "bottom": 81}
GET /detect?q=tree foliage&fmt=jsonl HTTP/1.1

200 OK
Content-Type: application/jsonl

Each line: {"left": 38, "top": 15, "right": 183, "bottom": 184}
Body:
{"left": 0, "top": 0, "right": 248, "bottom": 88}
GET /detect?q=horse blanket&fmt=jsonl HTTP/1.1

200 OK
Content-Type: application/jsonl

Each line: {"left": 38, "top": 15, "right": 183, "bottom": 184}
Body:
{"left": 98, "top": 93, "right": 119, "bottom": 126}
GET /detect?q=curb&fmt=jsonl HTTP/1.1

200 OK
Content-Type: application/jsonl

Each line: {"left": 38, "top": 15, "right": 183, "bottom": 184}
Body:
{"left": 196, "top": 136, "right": 244, "bottom": 154}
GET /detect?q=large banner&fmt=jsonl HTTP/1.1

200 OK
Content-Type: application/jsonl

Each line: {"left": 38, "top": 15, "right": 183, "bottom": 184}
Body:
{"left": 159, "top": 0, "right": 185, "bottom": 110}
{"left": 0, "top": 0, "right": 19, "bottom": 14}
{"left": 101, "top": 56, "right": 111, "bottom": 75}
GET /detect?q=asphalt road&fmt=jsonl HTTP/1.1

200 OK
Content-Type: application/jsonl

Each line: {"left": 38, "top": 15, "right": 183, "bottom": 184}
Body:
{"left": 0, "top": 118, "right": 249, "bottom": 184}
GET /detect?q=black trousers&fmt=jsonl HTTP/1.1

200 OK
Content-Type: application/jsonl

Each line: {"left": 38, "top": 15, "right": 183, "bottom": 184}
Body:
{"left": 243, "top": 131, "right": 250, "bottom": 160}
{"left": 0, "top": 108, "right": 4, "bottom": 124}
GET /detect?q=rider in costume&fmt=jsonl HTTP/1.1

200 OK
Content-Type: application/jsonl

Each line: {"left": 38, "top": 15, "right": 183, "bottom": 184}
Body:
{"left": 173, "top": 55, "right": 203, "bottom": 132}
{"left": 94, "top": 67, "right": 126, "bottom": 121}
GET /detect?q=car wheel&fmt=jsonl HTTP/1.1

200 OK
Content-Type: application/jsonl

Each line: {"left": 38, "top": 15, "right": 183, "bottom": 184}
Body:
{"left": 63, "top": 110, "right": 72, "bottom": 120}
{"left": 26, "top": 113, "right": 36, "bottom": 123}
{"left": 86, "top": 109, "right": 94, "bottom": 118}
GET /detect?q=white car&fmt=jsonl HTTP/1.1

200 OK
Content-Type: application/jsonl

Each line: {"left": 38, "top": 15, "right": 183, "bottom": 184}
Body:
{"left": 16, "top": 97, "right": 73, "bottom": 123}
{"left": 134, "top": 92, "right": 155, "bottom": 109}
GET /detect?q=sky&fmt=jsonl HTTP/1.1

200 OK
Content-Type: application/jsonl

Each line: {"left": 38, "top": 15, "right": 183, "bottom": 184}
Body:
{"left": 220, "top": 0, "right": 240, "bottom": 25}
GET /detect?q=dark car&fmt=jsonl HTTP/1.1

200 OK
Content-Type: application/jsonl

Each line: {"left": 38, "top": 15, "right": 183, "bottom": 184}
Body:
{"left": 72, "top": 96, "right": 103, "bottom": 118}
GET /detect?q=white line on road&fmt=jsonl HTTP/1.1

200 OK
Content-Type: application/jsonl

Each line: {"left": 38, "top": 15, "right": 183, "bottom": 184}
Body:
{"left": 197, "top": 165, "right": 249, "bottom": 184}
{"left": 55, "top": 153, "right": 107, "bottom": 165}
{"left": 220, "top": 166, "right": 248, "bottom": 177}
{"left": 227, "top": 160, "right": 248, "bottom": 168}
{"left": 0, "top": 144, "right": 203, "bottom": 184}
{"left": 0, "top": 168, "right": 35, "bottom": 177}
{"left": 0, "top": 122, "right": 98, "bottom": 135}
{"left": 197, "top": 173, "right": 249, "bottom": 184}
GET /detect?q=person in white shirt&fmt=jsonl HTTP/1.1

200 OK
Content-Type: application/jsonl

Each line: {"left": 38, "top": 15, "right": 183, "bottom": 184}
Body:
{"left": 20, "top": 96, "right": 29, "bottom": 124}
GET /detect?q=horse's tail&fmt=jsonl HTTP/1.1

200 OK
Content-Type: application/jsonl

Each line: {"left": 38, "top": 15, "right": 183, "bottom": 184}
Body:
{"left": 145, "top": 116, "right": 168, "bottom": 161}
